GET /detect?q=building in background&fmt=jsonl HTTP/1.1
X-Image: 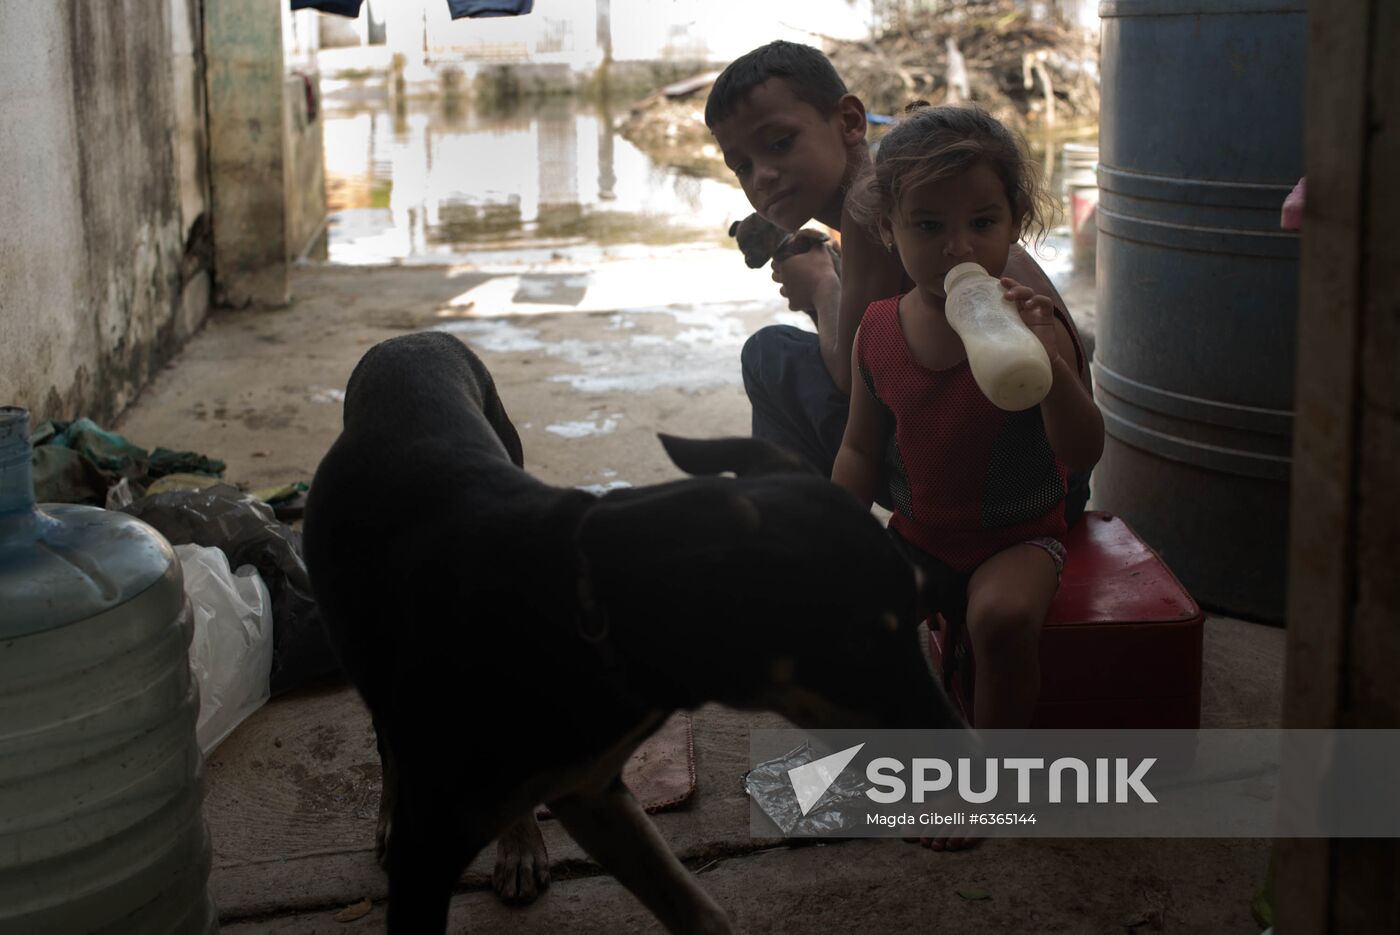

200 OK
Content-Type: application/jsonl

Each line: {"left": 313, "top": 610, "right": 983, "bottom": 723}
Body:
{"left": 327, "top": 0, "right": 878, "bottom": 79}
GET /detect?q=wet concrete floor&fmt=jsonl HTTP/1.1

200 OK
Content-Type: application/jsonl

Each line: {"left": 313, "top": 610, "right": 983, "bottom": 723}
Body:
{"left": 114, "top": 252, "right": 1278, "bottom": 934}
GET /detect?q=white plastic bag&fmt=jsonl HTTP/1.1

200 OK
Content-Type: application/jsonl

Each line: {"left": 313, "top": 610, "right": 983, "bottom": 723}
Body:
{"left": 175, "top": 544, "right": 274, "bottom": 754}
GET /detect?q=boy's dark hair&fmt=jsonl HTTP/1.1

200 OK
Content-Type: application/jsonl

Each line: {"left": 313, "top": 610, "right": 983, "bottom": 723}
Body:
{"left": 704, "top": 40, "right": 848, "bottom": 128}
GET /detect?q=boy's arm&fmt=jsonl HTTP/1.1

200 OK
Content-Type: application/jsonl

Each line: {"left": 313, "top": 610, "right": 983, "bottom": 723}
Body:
{"left": 771, "top": 208, "right": 907, "bottom": 395}
{"left": 832, "top": 325, "right": 888, "bottom": 505}
{"left": 770, "top": 248, "right": 843, "bottom": 380}
{"left": 832, "top": 217, "right": 908, "bottom": 394}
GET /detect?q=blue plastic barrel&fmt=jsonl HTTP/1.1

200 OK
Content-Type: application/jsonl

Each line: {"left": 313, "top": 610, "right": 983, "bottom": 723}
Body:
{"left": 1093, "top": 0, "right": 1305, "bottom": 621}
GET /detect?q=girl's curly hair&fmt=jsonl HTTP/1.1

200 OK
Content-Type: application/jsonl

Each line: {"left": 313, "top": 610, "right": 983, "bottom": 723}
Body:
{"left": 852, "top": 103, "right": 1058, "bottom": 245}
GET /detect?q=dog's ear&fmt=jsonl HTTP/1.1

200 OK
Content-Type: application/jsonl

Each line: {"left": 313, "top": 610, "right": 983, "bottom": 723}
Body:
{"left": 576, "top": 482, "right": 762, "bottom": 570}
{"left": 459, "top": 343, "right": 525, "bottom": 467}
{"left": 658, "top": 434, "right": 817, "bottom": 478}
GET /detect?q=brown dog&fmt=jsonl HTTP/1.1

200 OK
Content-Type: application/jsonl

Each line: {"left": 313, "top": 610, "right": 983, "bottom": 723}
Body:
{"left": 728, "top": 211, "right": 842, "bottom": 277}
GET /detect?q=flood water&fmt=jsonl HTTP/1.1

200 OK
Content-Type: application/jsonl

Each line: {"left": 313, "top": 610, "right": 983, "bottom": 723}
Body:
{"left": 321, "top": 95, "right": 1090, "bottom": 317}
{"left": 323, "top": 97, "right": 753, "bottom": 265}
{"left": 316, "top": 93, "right": 1093, "bottom": 416}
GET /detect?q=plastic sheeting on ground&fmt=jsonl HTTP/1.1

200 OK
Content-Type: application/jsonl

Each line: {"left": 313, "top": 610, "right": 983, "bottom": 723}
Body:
{"left": 124, "top": 485, "right": 340, "bottom": 696}
{"left": 176, "top": 544, "right": 274, "bottom": 753}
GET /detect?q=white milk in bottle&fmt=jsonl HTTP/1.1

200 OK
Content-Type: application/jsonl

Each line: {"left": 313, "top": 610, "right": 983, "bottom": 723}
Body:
{"left": 942, "top": 262, "right": 1053, "bottom": 411}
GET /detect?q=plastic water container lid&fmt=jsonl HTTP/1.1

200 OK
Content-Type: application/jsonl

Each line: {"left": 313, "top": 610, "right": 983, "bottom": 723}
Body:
{"left": 0, "top": 407, "right": 177, "bottom": 639}
{"left": 943, "top": 262, "right": 991, "bottom": 295}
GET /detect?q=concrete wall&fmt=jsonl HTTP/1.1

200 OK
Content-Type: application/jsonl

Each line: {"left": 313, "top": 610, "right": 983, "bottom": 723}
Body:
{"left": 1277, "top": 0, "right": 1400, "bottom": 928}
{"left": 205, "top": 0, "right": 291, "bottom": 308}
{"left": 284, "top": 4, "right": 327, "bottom": 261}
{"left": 0, "top": 0, "right": 210, "bottom": 424}
{"left": 285, "top": 75, "right": 328, "bottom": 262}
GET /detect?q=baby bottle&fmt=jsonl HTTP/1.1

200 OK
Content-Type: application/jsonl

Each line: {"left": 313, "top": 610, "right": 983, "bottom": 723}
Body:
{"left": 943, "top": 262, "right": 1053, "bottom": 411}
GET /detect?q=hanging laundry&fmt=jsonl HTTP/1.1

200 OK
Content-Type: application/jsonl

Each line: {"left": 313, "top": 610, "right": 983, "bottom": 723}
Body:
{"left": 291, "top": 0, "right": 533, "bottom": 19}
{"left": 446, "top": 0, "right": 535, "bottom": 19}
{"left": 290, "top": 0, "right": 364, "bottom": 16}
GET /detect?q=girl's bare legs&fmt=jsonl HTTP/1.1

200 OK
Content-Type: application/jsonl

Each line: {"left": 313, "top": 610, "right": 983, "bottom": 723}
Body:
{"left": 925, "top": 542, "right": 1059, "bottom": 851}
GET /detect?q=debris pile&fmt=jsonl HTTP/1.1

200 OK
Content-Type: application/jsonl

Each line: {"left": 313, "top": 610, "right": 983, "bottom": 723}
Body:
{"left": 619, "top": 2, "right": 1098, "bottom": 177}
{"left": 617, "top": 71, "right": 730, "bottom": 181}
{"left": 826, "top": 0, "right": 1100, "bottom": 131}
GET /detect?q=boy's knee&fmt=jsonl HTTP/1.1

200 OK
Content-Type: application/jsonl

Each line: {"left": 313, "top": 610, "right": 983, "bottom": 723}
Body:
{"left": 740, "top": 325, "right": 796, "bottom": 387}
{"left": 739, "top": 328, "right": 766, "bottom": 381}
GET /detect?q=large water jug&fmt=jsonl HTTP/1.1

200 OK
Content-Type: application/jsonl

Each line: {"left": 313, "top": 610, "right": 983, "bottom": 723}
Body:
{"left": 1094, "top": 0, "right": 1304, "bottom": 620}
{"left": 0, "top": 407, "right": 216, "bottom": 934}
{"left": 943, "top": 262, "right": 1054, "bottom": 411}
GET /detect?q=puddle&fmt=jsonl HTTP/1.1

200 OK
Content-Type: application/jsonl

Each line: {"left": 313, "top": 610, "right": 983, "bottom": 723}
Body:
{"left": 432, "top": 248, "right": 780, "bottom": 316}
{"left": 545, "top": 414, "right": 621, "bottom": 438}
{"left": 434, "top": 297, "right": 779, "bottom": 395}
{"left": 324, "top": 97, "right": 753, "bottom": 264}
{"left": 542, "top": 300, "right": 766, "bottom": 394}
{"left": 513, "top": 272, "right": 592, "bottom": 305}
{"left": 577, "top": 480, "right": 632, "bottom": 495}
{"left": 433, "top": 319, "right": 546, "bottom": 353}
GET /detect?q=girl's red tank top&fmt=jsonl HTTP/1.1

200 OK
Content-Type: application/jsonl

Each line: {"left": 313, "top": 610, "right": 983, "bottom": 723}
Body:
{"left": 856, "top": 295, "right": 1074, "bottom": 573}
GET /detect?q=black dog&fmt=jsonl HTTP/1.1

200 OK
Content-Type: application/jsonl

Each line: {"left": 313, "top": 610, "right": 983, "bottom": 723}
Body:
{"left": 303, "top": 332, "right": 961, "bottom": 934}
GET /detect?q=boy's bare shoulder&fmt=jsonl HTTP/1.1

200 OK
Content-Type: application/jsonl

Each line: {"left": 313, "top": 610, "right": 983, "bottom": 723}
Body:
{"left": 839, "top": 177, "right": 880, "bottom": 237}
{"left": 839, "top": 197, "right": 905, "bottom": 286}
{"left": 1005, "top": 245, "right": 1063, "bottom": 307}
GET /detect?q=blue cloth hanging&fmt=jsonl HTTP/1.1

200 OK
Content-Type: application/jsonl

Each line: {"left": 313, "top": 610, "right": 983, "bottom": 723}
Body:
{"left": 290, "top": 0, "right": 364, "bottom": 17}
{"left": 446, "top": 0, "right": 534, "bottom": 19}
{"left": 291, "top": 0, "right": 532, "bottom": 20}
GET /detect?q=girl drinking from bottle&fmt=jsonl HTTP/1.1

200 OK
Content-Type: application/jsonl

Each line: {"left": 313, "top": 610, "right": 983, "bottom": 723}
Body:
{"left": 833, "top": 106, "right": 1103, "bottom": 841}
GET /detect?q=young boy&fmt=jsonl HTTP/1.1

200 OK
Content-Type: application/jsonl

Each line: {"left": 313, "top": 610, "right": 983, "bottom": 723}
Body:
{"left": 705, "top": 41, "right": 1090, "bottom": 521}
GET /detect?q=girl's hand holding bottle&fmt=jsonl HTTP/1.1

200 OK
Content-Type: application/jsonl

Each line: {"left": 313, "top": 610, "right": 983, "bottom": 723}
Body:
{"left": 942, "top": 262, "right": 1055, "bottom": 412}
{"left": 998, "top": 276, "right": 1062, "bottom": 368}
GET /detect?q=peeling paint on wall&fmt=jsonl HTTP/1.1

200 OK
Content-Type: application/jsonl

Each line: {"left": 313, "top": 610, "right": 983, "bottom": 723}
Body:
{"left": 0, "top": 0, "right": 210, "bottom": 423}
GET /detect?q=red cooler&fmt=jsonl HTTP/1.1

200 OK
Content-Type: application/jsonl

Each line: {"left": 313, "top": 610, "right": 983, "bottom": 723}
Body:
{"left": 927, "top": 511, "right": 1204, "bottom": 728}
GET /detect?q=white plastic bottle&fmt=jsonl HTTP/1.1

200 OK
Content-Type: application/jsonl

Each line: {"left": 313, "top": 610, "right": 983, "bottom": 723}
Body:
{"left": 943, "top": 262, "right": 1054, "bottom": 411}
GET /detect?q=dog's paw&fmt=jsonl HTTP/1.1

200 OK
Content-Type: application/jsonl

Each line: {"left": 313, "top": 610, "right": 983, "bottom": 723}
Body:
{"left": 492, "top": 814, "right": 551, "bottom": 906}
